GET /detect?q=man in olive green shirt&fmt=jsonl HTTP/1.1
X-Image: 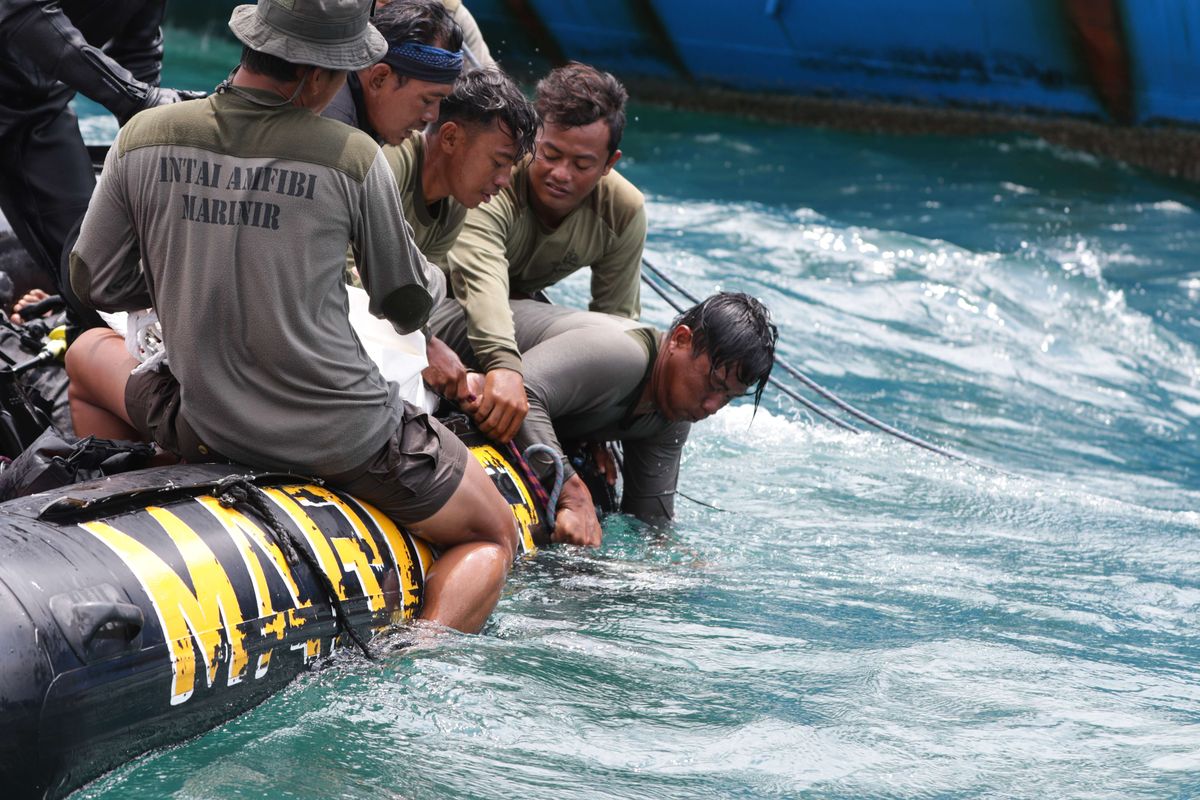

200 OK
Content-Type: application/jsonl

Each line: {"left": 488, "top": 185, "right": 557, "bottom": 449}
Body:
{"left": 436, "top": 62, "right": 647, "bottom": 444}
{"left": 378, "top": 67, "right": 537, "bottom": 401}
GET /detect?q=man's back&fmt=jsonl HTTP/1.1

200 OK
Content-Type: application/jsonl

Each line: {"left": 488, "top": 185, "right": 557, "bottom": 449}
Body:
{"left": 72, "top": 89, "right": 430, "bottom": 473}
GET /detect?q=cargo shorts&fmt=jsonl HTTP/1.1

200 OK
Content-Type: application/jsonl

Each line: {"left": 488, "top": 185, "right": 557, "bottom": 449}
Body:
{"left": 124, "top": 367, "right": 469, "bottom": 525}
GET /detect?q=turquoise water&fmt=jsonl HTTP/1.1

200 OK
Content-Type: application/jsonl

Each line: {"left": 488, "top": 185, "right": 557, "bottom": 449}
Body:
{"left": 75, "top": 29, "right": 1200, "bottom": 800}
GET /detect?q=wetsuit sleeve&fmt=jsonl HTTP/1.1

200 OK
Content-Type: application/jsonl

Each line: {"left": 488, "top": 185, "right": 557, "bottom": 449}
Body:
{"left": 102, "top": 0, "right": 166, "bottom": 88}
{"left": 69, "top": 139, "right": 152, "bottom": 311}
{"left": 446, "top": 193, "right": 523, "bottom": 374}
{"left": 589, "top": 203, "right": 645, "bottom": 319}
{"left": 3, "top": 0, "right": 163, "bottom": 123}
{"left": 355, "top": 151, "right": 444, "bottom": 335}
{"left": 619, "top": 421, "right": 690, "bottom": 522}
{"left": 513, "top": 322, "right": 649, "bottom": 484}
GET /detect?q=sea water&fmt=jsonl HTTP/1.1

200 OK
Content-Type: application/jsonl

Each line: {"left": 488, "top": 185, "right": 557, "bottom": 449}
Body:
{"left": 72, "top": 27, "right": 1199, "bottom": 800}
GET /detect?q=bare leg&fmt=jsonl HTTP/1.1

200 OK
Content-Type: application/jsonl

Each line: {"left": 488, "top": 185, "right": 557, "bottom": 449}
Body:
{"left": 65, "top": 327, "right": 141, "bottom": 440}
{"left": 407, "top": 456, "right": 518, "bottom": 633}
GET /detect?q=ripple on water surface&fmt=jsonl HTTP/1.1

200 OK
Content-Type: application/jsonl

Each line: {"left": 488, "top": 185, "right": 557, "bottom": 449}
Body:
{"left": 72, "top": 33, "right": 1200, "bottom": 800}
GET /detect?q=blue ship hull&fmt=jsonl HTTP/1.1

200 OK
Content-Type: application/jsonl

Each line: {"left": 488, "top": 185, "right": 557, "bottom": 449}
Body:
{"left": 466, "top": 0, "right": 1200, "bottom": 127}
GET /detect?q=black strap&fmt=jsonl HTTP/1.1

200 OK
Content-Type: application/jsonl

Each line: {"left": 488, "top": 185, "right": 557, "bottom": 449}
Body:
{"left": 214, "top": 476, "right": 374, "bottom": 660}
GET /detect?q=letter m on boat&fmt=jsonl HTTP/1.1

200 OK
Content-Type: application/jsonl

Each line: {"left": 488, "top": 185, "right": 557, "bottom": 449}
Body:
{"left": 83, "top": 508, "right": 249, "bottom": 705}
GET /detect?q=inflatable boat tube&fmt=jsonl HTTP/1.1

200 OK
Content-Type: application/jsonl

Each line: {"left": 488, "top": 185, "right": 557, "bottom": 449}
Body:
{"left": 0, "top": 424, "right": 549, "bottom": 799}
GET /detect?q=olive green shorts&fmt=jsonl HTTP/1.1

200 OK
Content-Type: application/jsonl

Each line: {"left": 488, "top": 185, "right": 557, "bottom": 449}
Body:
{"left": 125, "top": 368, "right": 469, "bottom": 524}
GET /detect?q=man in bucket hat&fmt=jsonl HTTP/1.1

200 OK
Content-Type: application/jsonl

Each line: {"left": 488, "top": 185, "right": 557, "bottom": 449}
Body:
{"left": 65, "top": 0, "right": 518, "bottom": 634}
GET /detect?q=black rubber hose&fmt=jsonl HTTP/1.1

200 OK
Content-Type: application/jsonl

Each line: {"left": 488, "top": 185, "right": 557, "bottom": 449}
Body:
{"left": 641, "top": 257, "right": 1000, "bottom": 469}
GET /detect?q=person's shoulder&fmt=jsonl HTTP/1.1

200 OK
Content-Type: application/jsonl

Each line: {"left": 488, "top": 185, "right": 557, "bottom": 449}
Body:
{"left": 382, "top": 131, "right": 422, "bottom": 187}
{"left": 118, "top": 94, "right": 382, "bottom": 181}
{"left": 294, "top": 114, "right": 382, "bottom": 181}
{"left": 116, "top": 96, "right": 214, "bottom": 155}
{"left": 594, "top": 168, "right": 645, "bottom": 234}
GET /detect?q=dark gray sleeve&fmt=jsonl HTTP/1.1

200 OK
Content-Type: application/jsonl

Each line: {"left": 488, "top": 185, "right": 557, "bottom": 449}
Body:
{"left": 3, "top": 0, "right": 159, "bottom": 122}
{"left": 103, "top": 0, "right": 166, "bottom": 88}
{"left": 321, "top": 83, "right": 358, "bottom": 128}
{"left": 355, "top": 151, "right": 444, "bottom": 334}
{"left": 513, "top": 323, "right": 648, "bottom": 483}
{"left": 619, "top": 421, "right": 690, "bottom": 523}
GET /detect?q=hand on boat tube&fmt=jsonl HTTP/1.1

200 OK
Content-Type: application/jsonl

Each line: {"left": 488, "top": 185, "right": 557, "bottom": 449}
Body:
{"left": 422, "top": 335, "right": 471, "bottom": 403}
{"left": 465, "top": 368, "right": 528, "bottom": 443}
{"left": 552, "top": 474, "right": 602, "bottom": 547}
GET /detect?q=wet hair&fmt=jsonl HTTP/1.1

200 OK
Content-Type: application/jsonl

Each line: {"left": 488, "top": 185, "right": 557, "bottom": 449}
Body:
{"left": 534, "top": 62, "right": 628, "bottom": 154}
{"left": 372, "top": 0, "right": 463, "bottom": 52}
{"left": 438, "top": 68, "right": 539, "bottom": 160}
{"left": 671, "top": 292, "right": 778, "bottom": 409}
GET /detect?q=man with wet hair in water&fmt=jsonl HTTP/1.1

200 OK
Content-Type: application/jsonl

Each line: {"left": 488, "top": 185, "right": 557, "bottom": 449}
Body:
{"left": 65, "top": 0, "right": 517, "bottom": 634}
{"left": 431, "top": 62, "right": 647, "bottom": 447}
{"left": 323, "top": 0, "right": 464, "bottom": 145}
{"left": 435, "top": 292, "right": 777, "bottom": 545}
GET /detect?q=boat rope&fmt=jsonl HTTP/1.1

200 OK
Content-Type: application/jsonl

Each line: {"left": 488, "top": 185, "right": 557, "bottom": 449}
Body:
{"left": 214, "top": 476, "right": 374, "bottom": 660}
{"left": 503, "top": 442, "right": 552, "bottom": 519}
{"left": 639, "top": 270, "right": 861, "bottom": 433}
{"left": 641, "top": 257, "right": 999, "bottom": 469}
{"left": 676, "top": 490, "right": 728, "bottom": 512}
{"left": 521, "top": 443, "right": 565, "bottom": 530}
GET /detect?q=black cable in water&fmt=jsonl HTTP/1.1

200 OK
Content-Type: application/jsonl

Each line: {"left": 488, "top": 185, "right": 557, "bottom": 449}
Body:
{"left": 641, "top": 257, "right": 1000, "bottom": 470}
{"left": 640, "top": 271, "right": 860, "bottom": 433}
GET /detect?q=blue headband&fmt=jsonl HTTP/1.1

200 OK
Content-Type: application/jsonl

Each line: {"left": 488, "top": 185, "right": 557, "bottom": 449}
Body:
{"left": 381, "top": 41, "right": 463, "bottom": 84}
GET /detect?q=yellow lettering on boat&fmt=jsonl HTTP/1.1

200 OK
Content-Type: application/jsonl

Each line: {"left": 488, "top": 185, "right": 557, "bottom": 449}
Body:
{"left": 472, "top": 445, "right": 538, "bottom": 554}
{"left": 82, "top": 508, "right": 248, "bottom": 706}
{"left": 357, "top": 500, "right": 432, "bottom": 617}
{"left": 196, "top": 495, "right": 312, "bottom": 639}
{"left": 264, "top": 486, "right": 386, "bottom": 609}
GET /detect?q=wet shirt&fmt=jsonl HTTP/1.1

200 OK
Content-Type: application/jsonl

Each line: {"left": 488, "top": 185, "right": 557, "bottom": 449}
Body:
{"left": 382, "top": 131, "right": 467, "bottom": 268}
{"left": 430, "top": 299, "right": 689, "bottom": 520}
{"left": 70, "top": 88, "right": 443, "bottom": 474}
{"left": 446, "top": 160, "right": 646, "bottom": 374}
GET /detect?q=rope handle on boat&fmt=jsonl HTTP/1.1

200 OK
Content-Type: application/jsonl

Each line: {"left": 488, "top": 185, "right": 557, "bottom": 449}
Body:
{"left": 214, "top": 476, "right": 374, "bottom": 661}
{"left": 520, "top": 444, "right": 565, "bottom": 531}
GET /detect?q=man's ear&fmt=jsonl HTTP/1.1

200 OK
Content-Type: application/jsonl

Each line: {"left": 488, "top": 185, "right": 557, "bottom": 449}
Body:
{"left": 602, "top": 148, "right": 621, "bottom": 176}
{"left": 668, "top": 324, "right": 693, "bottom": 351}
{"left": 365, "top": 63, "right": 393, "bottom": 91}
{"left": 438, "top": 120, "right": 461, "bottom": 152}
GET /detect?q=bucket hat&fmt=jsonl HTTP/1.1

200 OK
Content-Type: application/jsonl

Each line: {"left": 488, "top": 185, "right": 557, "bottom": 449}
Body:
{"left": 229, "top": 0, "right": 386, "bottom": 71}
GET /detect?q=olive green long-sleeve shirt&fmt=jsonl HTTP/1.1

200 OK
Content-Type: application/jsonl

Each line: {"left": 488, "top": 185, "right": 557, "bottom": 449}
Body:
{"left": 446, "top": 160, "right": 646, "bottom": 374}
{"left": 382, "top": 131, "right": 467, "bottom": 269}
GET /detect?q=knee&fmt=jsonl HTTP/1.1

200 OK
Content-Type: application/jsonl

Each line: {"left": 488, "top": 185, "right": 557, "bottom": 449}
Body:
{"left": 64, "top": 329, "right": 96, "bottom": 391}
{"left": 477, "top": 489, "right": 519, "bottom": 560}
{"left": 64, "top": 327, "right": 109, "bottom": 397}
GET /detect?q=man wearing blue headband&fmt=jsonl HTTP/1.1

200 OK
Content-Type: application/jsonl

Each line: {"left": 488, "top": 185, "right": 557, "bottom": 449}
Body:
{"left": 323, "top": 0, "right": 464, "bottom": 145}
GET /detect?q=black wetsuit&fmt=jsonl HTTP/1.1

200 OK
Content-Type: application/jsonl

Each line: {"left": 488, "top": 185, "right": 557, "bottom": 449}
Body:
{"left": 0, "top": 0, "right": 166, "bottom": 295}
